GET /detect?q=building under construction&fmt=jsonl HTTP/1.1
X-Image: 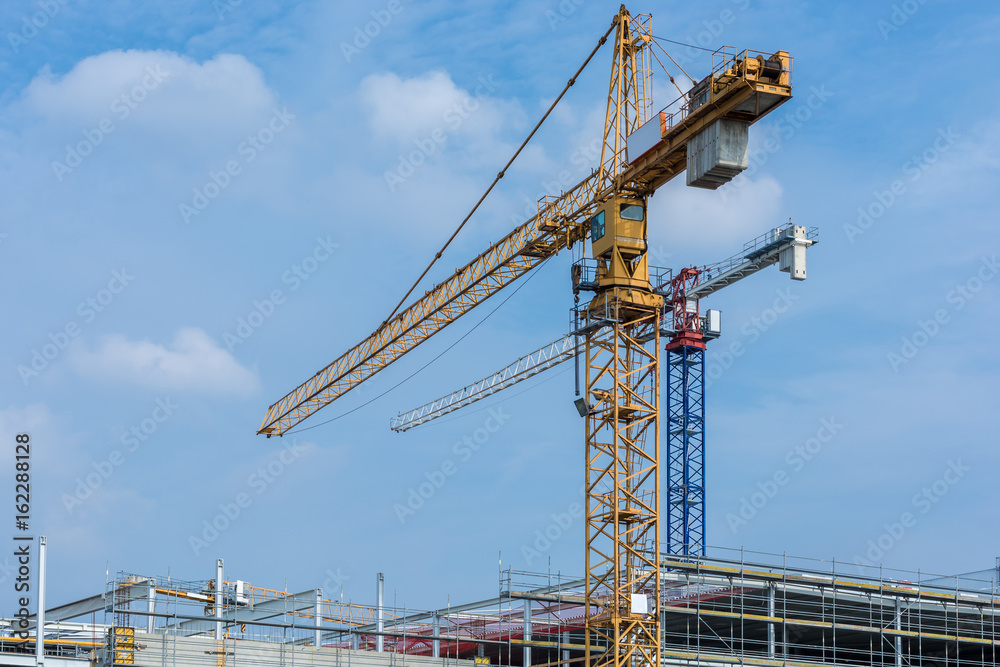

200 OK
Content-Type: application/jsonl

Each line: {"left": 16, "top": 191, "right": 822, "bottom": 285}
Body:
{"left": 3, "top": 548, "right": 997, "bottom": 667}
{"left": 4, "top": 7, "right": 995, "bottom": 667}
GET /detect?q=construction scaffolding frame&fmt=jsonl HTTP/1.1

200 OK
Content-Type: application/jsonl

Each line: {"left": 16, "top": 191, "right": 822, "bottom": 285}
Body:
{"left": 3, "top": 549, "right": 996, "bottom": 667}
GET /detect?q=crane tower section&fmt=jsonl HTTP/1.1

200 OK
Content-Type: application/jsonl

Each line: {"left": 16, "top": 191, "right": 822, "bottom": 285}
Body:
{"left": 575, "top": 12, "right": 663, "bottom": 667}
{"left": 664, "top": 268, "right": 707, "bottom": 557}
{"left": 581, "top": 195, "right": 662, "bottom": 667}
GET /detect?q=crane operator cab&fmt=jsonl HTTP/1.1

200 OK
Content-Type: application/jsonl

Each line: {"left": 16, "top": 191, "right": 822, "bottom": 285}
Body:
{"left": 585, "top": 194, "right": 661, "bottom": 314}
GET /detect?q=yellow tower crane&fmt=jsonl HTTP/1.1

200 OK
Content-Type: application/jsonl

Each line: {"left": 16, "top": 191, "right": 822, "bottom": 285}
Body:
{"left": 258, "top": 7, "right": 793, "bottom": 667}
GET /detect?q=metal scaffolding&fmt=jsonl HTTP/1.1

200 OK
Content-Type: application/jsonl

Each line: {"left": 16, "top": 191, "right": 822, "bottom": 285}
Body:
{"left": 3, "top": 549, "right": 997, "bottom": 667}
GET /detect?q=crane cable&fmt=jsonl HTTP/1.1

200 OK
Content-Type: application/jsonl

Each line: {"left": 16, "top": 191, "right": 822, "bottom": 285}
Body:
{"left": 377, "top": 19, "right": 618, "bottom": 330}
{"left": 648, "top": 46, "right": 691, "bottom": 101}
{"left": 652, "top": 39, "right": 698, "bottom": 85}
{"left": 652, "top": 35, "right": 717, "bottom": 54}
{"left": 283, "top": 256, "right": 552, "bottom": 435}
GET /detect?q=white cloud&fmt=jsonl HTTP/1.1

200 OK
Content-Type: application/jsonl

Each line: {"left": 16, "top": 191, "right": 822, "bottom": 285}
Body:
{"left": 360, "top": 70, "right": 470, "bottom": 143}
{"left": 361, "top": 70, "right": 451, "bottom": 139}
{"left": 0, "top": 402, "right": 91, "bottom": 471}
{"left": 649, "top": 174, "right": 785, "bottom": 255}
{"left": 70, "top": 328, "right": 259, "bottom": 396}
{"left": 21, "top": 49, "right": 277, "bottom": 135}
{"left": 359, "top": 69, "right": 516, "bottom": 148}
{"left": 910, "top": 120, "right": 1000, "bottom": 202}
{"left": 0, "top": 402, "right": 51, "bottom": 435}
{"left": 349, "top": 69, "right": 529, "bottom": 240}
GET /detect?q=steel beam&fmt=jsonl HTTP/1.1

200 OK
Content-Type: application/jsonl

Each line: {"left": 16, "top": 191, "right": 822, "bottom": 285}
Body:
{"left": 214, "top": 559, "right": 223, "bottom": 640}
{"left": 173, "top": 589, "right": 321, "bottom": 636}
{"left": 36, "top": 536, "right": 46, "bottom": 667}
{"left": 524, "top": 603, "right": 532, "bottom": 666}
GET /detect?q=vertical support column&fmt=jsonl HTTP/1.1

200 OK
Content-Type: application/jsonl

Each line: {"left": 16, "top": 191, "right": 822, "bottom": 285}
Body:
{"left": 665, "top": 345, "right": 705, "bottom": 556}
{"left": 147, "top": 582, "right": 156, "bottom": 634}
{"left": 314, "top": 588, "right": 323, "bottom": 648}
{"left": 523, "top": 603, "right": 532, "bottom": 666}
{"left": 376, "top": 573, "right": 384, "bottom": 653}
{"left": 895, "top": 598, "right": 903, "bottom": 667}
{"left": 585, "top": 308, "right": 661, "bottom": 667}
{"left": 36, "top": 536, "right": 46, "bottom": 667}
{"left": 215, "top": 558, "right": 224, "bottom": 640}
{"left": 432, "top": 612, "right": 441, "bottom": 658}
{"left": 562, "top": 631, "right": 571, "bottom": 663}
{"left": 767, "top": 584, "right": 776, "bottom": 659}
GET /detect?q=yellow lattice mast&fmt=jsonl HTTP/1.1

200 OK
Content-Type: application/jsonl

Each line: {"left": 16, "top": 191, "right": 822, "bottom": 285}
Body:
{"left": 582, "top": 12, "right": 662, "bottom": 666}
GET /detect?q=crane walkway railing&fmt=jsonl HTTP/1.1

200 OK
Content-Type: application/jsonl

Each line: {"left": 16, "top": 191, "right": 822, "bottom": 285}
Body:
{"left": 692, "top": 224, "right": 818, "bottom": 299}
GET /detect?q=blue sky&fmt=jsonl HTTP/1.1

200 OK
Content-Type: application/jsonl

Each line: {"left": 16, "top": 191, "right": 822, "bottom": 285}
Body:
{"left": 1, "top": 0, "right": 999, "bottom": 613}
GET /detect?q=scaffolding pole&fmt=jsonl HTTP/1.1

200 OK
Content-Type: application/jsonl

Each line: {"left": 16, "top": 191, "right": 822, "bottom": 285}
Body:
{"left": 36, "top": 536, "right": 46, "bottom": 667}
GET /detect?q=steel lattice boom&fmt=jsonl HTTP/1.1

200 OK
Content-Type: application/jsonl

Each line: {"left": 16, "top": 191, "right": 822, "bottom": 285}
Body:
{"left": 389, "top": 332, "right": 613, "bottom": 432}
